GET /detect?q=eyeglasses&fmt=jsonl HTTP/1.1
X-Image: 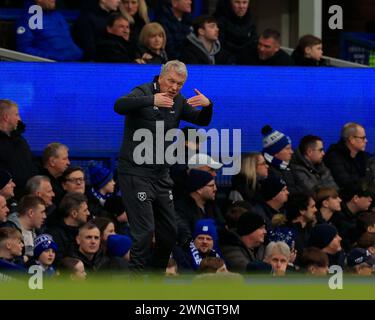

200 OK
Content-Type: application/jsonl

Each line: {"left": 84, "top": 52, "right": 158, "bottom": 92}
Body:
{"left": 65, "top": 177, "right": 85, "bottom": 184}
{"left": 354, "top": 136, "right": 367, "bottom": 141}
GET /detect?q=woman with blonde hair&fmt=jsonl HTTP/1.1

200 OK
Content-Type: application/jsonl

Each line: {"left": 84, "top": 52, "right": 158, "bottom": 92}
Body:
{"left": 119, "top": 0, "right": 150, "bottom": 43}
{"left": 229, "top": 152, "right": 269, "bottom": 203}
{"left": 138, "top": 22, "right": 168, "bottom": 64}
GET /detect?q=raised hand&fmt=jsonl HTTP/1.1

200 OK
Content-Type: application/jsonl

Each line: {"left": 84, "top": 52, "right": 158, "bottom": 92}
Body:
{"left": 187, "top": 88, "right": 210, "bottom": 107}
{"left": 154, "top": 93, "right": 174, "bottom": 108}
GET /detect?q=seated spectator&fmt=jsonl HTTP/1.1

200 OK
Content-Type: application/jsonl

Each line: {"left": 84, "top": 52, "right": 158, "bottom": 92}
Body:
{"left": 220, "top": 211, "right": 266, "bottom": 272}
{"left": 107, "top": 233, "right": 132, "bottom": 263}
{"left": 174, "top": 170, "right": 224, "bottom": 245}
{"left": 103, "top": 196, "right": 130, "bottom": 236}
{"left": 225, "top": 200, "right": 252, "bottom": 231}
{"left": 156, "top": 0, "right": 192, "bottom": 60}
{"left": 291, "top": 135, "right": 337, "bottom": 194}
{"left": 346, "top": 247, "right": 375, "bottom": 276}
{"left": 263, "top": 241, "right": 291, "bottom": 276}
{"left": 285, "top": 193, "right": 317, "bottom": 264}
{"left": 63, "top": 221, "right": 109, "bottom": 273}
{"left": 338, "top": 181, "right": 372, "bottom": 251}
{"left": 300, "top": 247, "right": 329, "bottom": 275}
{"left": 214, "top": 0, "right": 257, "bottom": 63}
{"left": 199, "top": 256, "right": 228, "bottom": 273}
{"left": 229, "top": 152, "right": 269, "bottom": 204}
{"left": 40, "top": 142, "right": 70, "bottom": 205}
{"left": 26, "top": 234, "right": 58, "bottom": 277}
{"left": 138, "top": 22, "right": 168, "bottom": 64}
{"left": 92, "top": 217, "right": 115, "bottom": 255}
{"left": 61, "top": 167, "right": 86, "bottom": 196}
{"left": 0, "top": 171, "right": 16, "bottom": 210}
{"left": 308, "top": 224, "right": 344, "bottom": 267}
{"left": 173, "top": 218, "right": 222, "bottom": 272}
{"left": 0, "top": 228, "right": 26, "bottom": 278}
{"left": 314, "top": 186, "right": 342, "bottom": 225}
{"left": 324, "top": 122, "right": 369, "bottom": 189}
{"left": 60, "top": 257, "right": 87, "bottom": 280}
{"left": 291, "top": 34, "right": 329, "bottom": 67}
{"left": 180, "top": 15, "right": 230, "bottom": 65}
{"left": 0, "top": 195, "right": 10, "bottom": 227}
{"left": 7, "top": 195, "right": 46, "bottom": 259}
{"left": 16, "top": 0, "right": 83, "bottom": 61}
{"left": 238, "top": 29, "right": 293, "bottom": 66}
{"left": 261, "top": 125, "right": 297, "bottom": 194}
{"left": 356, "top": 211, "right": 375, "bottom": 237}
{"left": 96, "top": 12, "right": 140, "bottom": 62}
{"left": 47, "top": 192, "right": 90, "bottom": 262}
{"left": 73, "top": 0, "right": 120, "bottom": 60}
{"left": 357, "top": 232, "right": 375, "bottom": 256}
{"left": 26, "top": 176, "right": 56, "bottom": 231}
{"left": 252, "top": 176, "right": 289, "bottom": 229}
{"left": 119, "top": 0, "right": 150, "bottom": 44}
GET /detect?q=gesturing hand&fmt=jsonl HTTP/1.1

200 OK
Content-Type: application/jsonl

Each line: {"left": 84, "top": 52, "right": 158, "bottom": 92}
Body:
{"left": 154, "top": 93, "right": 174, "bottom": 108}
{"left": 187, "top": 89, "right": 210, "bottom": 107}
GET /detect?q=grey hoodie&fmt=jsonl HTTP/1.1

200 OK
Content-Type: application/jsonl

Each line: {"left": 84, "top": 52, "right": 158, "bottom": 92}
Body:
{"left": 186, "top": 33, "right": 221, "bottom": 65}
{"left": 8, "top": 212, "right": 36, "bottom": 257}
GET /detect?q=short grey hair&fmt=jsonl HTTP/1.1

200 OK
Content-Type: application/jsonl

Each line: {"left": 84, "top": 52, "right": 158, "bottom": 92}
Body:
{"left": 160, "top": 60, "right": 188, "bottom": 78}
{"left": 341, "top": 122, "right": 363, "bottom": 141}
{"left": 264, "top": 241, "right": 291, "bottom": 260}
{"left": 42, "top": 142, "right": 69, "bottom": 166}
{"left": 26, "top": 175, "right": 51, "bottom": 194}
{"left": 0, "top": 99, "right": 18, "bottom": 118}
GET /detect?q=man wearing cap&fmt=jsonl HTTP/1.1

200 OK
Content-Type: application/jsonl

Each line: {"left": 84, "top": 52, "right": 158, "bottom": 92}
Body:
{"left": 175, "top": 170, "right": 225, "bottom": 246}
{"left": 220, "top": 211, "right": 267, "bottom": 272}
{"left": 173, "top": 218, "right": 222, "bottom": 272}
{"left": 347, "top": 248, "right": 375, "bottom": 276}
{"left": 308, "top": 224, "right": 344, "bottom": 267}
{"left": 251, "top": 176, "right": 289, "bottom": 229}
{"left": 261, "top": 125, "right": 297, "bottom": 194}
{"left": 0, "top": 100, "right": 37, "bottom": 198}
{"left": 114, "top": 60, "right": 213, "bottom": 272}
{"left": 347, "top": 247, "right": 375, "bottom": 275}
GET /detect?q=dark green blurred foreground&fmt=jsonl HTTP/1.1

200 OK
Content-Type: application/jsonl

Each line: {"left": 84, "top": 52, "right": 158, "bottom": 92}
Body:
{"left": 1, "top": 273, "right": 375, "bottom": 300}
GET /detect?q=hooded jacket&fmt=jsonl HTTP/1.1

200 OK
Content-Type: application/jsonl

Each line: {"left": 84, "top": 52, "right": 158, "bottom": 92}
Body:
{"left": 290, "top": 148, "right": 337, "bottom": 194}
{"left": 180, "top": 33, "right": 229, "bottom": 65}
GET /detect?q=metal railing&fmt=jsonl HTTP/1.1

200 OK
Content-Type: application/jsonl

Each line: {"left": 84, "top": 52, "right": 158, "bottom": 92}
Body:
{"left": 0, "top": 47, "right": 55, "bottom": 62}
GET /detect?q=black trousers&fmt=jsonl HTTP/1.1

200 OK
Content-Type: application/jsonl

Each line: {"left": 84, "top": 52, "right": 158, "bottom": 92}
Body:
{"left": 118, "top": 174, "right": 177, "bottom": 272}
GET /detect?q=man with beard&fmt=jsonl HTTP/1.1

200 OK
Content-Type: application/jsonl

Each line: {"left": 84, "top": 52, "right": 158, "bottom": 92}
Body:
{"left": 173, "top": 218, "right": 222, "bottom": 272}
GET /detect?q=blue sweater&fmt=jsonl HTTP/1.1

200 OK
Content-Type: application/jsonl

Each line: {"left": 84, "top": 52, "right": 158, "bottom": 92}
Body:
{"left": 16, "top": 7, "right": 83, "bottom": 61}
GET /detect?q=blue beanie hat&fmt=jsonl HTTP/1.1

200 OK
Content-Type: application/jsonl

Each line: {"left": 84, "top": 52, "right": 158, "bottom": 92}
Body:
{"left": 187, "top": 169, "right": 214, "bottom": 193}
{"left": 88, "top": 162, "right": 113, "bottom": 190}
{"left": 193, "top": 219, "right": 218, "bottom": 243}
{"left": 261, "top": 125, "right": 292, "bottom": 156}
{"left": 308, "top": 224, "right": 338, "bottom": 249}
{"left": 0, "top": 170, "right": 12, "bottom": 190}
{"left": 107, "top": 234, "right": 132, "bottom": 257}
{"left": 34, "top": 234, "right": 58, "bottom": 259}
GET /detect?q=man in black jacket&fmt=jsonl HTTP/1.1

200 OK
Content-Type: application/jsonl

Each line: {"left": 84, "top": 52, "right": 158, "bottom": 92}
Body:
{"left": 324, "top": 122, "right": 369, "bottom": 190}
{"left": 114, "top": 60, "right": 213, "bottom": 272}
{"left": 0, "top": 99, "right": 37, "bottom": 198}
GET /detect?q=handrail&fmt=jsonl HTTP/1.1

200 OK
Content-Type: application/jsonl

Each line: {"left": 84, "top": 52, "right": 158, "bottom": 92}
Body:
{"left": 281, "top": 46, "right": 367, "bottom": 68}
{"left": 0, "top": 47, "right": 55, "bottom": 62}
